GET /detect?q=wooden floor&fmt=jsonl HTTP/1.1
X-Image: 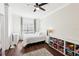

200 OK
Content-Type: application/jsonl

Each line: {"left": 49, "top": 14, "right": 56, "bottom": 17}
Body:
{"left": 0, "top": 49, "right": 2, "bottom": 56}
{"left": 5, "top": 41, "right": 64, "bottom": 56}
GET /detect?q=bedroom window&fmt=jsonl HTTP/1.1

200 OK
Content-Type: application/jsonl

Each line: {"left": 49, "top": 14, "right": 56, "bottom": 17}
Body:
{"left": 22, "top": 18, "right": 37, "bottom": 34}
{"left": 23, "top": 24, "right": 34, "bottom": 34}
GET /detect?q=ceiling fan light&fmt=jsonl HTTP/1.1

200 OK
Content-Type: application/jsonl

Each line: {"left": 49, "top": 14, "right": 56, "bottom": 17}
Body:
{"left": 36, "top": 7, "right": 39, "bottom": 10}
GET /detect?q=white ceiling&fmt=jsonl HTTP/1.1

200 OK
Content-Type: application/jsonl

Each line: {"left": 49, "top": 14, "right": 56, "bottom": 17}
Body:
{"left": 9, "top": 3, "right": 69, "bottom": 19}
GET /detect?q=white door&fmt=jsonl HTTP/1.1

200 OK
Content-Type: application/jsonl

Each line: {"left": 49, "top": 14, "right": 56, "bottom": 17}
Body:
{"left": 0, "top": 14, "right": 4, "bottom": 51}
{"left": 0, "top": 14, "right": 2, "bottom": 49}
{"left": 0, "top": 21, "right": 1, "bottom": 49}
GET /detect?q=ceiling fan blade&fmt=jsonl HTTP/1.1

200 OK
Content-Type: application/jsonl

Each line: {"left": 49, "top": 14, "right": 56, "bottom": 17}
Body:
{"left": 39, "top": 7, "right": 46, "bottom": 11}
{"left": 39, "top": 3, "right": 48, "bottom": 6}
{"left": 34, "top": 8, "right": 36, "bottom": 12}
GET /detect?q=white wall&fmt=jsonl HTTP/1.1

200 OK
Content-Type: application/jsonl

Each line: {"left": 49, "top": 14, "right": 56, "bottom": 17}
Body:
{"left": 0, "top": 4, "right": 5, "bottom": 15}
{"left": 0, "top": 4, "right": 10, "bottom": 56}
{"left": 8, "top": 6, "right": 13, "bottom": 37}
{"left": 0, "top": 19, "right": 1, "bottom": 44}
{"left": 12, "top": 14, "right": 40, "bottom": 34}
{"left": 12, "top": 14, "right": 21, "bottom": 34}
{"left": 0, "top": 4, "right": 5, "bottom": 55}
{"left": 0, "top": 3, "right": 4, "bottom": 43}
{"left": 40, "top": 3, "right": 79, "bottom": 43}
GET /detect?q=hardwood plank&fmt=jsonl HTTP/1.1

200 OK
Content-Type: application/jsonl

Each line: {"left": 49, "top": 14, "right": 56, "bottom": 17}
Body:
{"left": 5, "top": 41, "right": 64, "bottom": 56}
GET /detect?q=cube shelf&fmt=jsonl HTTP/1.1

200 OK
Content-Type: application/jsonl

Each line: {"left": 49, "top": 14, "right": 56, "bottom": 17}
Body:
{"left": 49, "top": 37, "right": 64, "bottom": 54}
{"left": 75, "top": 45, "right": 79, "bottom": 53}
{"left": 65, "top": 48, "right": 74, "bottom": 56}
{"left": 48, "top": 36, "right": 79, "bottom": 56}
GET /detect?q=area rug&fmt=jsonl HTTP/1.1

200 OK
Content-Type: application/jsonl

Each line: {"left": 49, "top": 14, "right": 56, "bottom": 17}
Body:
{"left": 23, "top": 48, "right": 53, "bottom": 56}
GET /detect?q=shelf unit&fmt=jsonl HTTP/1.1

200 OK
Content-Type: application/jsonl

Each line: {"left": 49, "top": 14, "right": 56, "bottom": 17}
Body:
{"left": 48, "top": 36, "right": 79, "bottom": 56}
{"left": 49, "top": 37, "right": 65, "bottom": 55}
{"left": 65, "top": 41, "right": 75, "bottom": 56}
{"left": 75, "top": 45, "right": 79, "bottom": 56}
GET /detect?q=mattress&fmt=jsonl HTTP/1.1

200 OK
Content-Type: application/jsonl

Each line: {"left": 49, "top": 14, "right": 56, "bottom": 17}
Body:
{"left": 22, "top": 33, "right": 46, "bottom": 46}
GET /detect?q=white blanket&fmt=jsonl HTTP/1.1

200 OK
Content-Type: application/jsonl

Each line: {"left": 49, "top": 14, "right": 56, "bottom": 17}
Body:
{"left": 22, "top": 33, "right": 46, "bottom": 46}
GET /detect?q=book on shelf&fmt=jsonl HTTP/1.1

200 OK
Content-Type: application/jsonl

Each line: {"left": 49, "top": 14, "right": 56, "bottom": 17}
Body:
{"left": 75, "top": 45, "right": 79, "bottom": 53}
{"left": 66, "top": 41, "right": 74, "bottom": 51}
{"left": 65, "top": 48, "right": 74, "bottom": 56}
{"left": 57, "top": 46, "right": 64, "bottom": 52}
{"left": 75, "top": 53, "right": 79, "bottom": 56}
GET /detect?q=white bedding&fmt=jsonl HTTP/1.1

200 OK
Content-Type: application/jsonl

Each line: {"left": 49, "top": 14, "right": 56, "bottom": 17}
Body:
{"left": 22, "top": 33, "right": 46, "bottom": 46}
{"left": 23, "top": 33, "right": 39, "bottom": 38}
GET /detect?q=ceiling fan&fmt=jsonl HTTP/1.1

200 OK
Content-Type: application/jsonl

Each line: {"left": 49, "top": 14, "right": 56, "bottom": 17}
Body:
{"left": 33, "top": 3, "right": 48, "bottom": 12}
